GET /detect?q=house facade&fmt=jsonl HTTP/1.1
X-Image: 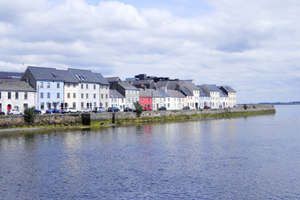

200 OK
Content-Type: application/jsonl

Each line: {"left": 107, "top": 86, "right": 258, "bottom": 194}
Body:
{"left": 109, "top": 89, "right": 126, "bottom": 110}
{"left": 0, "top": 80, "right": 35, "bottom": 113}
{"left": 203, "top": 84, "right": 221, "bottom": 109}
{"left": 219, "top": 86, "right": 237, "bottom": 107}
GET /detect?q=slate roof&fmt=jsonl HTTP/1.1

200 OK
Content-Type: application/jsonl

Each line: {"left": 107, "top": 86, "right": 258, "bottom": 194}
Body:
{"left": 166, "top": 80, "right": 181, "bottom": 90}
{"left": 119, "top": 82, "right": 139, "bottom": 91}
{"left": 0, "top": 80, "right": 35, "bottom": 92}
{"left": 109, "top": 89, "right": 125, "bottom": 98}
{"left": 180, "top": 86, "right": 193, "bottom": 96}
{"left": 68, "top": 68, "right": 100, "bottom": 83}
{"left": 106, "top": 77, "right": 121, "bottom": 83}
{"left": 0, "top": 72, "right": 24, "bottom": 81}
{"left": 155, "top": 81, "right": 169, "bottom": 88}
{"left": 156, "top": 88, "right": 170, "bottom": 98}
{"left": 203, "top": 84, "right": 220, "bottom": 92}
{"left": 94, "top": 73, "right": 109, "bottom": 85}
{"left": 220, "top": 85, "right": 236, "bottom": 93}
{"left": 145, "top": 89, "right": 164, "bottom": 98}
{"left": 57, "top": 70, "right": 77, "bottom": 83}
{"left": 26, "top": 66, "right": 65, "bottom": 81}
{"left": 126, "top": 80, "right": 153, "bottom": 88}
{"left": 138, "top": 88, "right": 151, "bottom": 97}
{"left": 167, "top": 90, "right": 186, "bottom": 98}
{"left": 183, "top": 80, "right": 199, "bottom": 90}
{"left": 219, "top": 90, "right": 228, "bottom": 97}
{"left": 197, "top": 85, "right": 210, "bottom": 97}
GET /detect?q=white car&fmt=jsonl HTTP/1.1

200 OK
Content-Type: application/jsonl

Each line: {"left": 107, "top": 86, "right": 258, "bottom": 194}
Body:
{"left": 7, "top": 109, "right": 23, "bottom": 115}
{"left": 62, "top": 108, "right": 79, "bottom": 113}
{"left": 81, "top": 108, "right": 92, "bottom": 113}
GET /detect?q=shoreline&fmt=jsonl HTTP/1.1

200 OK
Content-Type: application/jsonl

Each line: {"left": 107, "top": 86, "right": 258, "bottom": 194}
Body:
{"left": 0, "top": 107, "right": 275, "bottom": 134}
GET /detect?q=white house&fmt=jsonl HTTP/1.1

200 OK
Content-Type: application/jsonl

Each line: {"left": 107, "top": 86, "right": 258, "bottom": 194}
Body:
{"left": 0, "top": 80, "right": 36, "bottom": 114}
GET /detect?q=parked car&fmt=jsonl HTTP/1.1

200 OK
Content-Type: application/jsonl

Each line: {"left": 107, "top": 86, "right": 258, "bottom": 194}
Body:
{"left": 158, "top": 106, "right": 167, "bottom": 111}
{"left": 107, "top": 107, "right": 120, "bottom": 112}
{"left": 144, "top": 107, "right": 152, "bottom": 111}
{"left": 26, "top": 109, "right": 42, "bottom": 114}
{"left": 7, "top": 109, "right": 23, "bottom": 115}
{"left": 183, "top": 106, "right": 190, "bottom": 110}
{"left": 92, "top": 107, "right": 106, "bottom": 113}
{"left": 81, "top": 108, "right": 92, "bottom": 113}
{"left": 46, "top": 109, "right": 60, "bottom": 114}
{"left": 204, "top": 106, "right": 211, "bottom": 109}
{"left": 0, "top": 111, "right": 5, "bottom": 115}
{"left": 61, "top": 108, "right": 78, "bottom": 113}
{"left": 124, "top": 107, "right": 134, "bottom": 112}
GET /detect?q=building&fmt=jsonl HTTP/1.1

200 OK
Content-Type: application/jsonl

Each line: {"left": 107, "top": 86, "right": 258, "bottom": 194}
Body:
{"left": 22, "top": 66, "right": 65, "bottom": 113}
{"left": 219, "top": 86, "right": 237, "bottom": 107}
{"left": 197, "top": 85, "right": 211, "bottom": 109}
{"left": 0, "top": 80, "right": 35, "bottom": 114}
{"left": 109, "top": 89, "right": 126, "bottom": 111}
{"left": 138, "top": 88, "right": 152, "bottom": 110}
{"left": 202, "top": 84, "right": 221, "bottom": 109}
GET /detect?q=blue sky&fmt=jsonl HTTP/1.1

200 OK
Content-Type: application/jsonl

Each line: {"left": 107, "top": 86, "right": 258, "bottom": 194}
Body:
{"left": 0, "top": 0, "right": 300, "bottom": 103}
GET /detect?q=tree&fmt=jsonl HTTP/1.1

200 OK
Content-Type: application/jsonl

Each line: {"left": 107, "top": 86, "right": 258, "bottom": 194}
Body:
{"left": 243, "top": 104, "right": 248, "bottom": 110}
{"left": 133, "top": 101, "right": 144, "bottom": 114}
{"left": 24, "top": 106, "right": 37, "bottom": 125}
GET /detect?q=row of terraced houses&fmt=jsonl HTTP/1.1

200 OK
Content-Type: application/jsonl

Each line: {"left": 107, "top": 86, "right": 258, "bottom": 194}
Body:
{"left": 0, "top": 66, "right": 237, "bottom": 114}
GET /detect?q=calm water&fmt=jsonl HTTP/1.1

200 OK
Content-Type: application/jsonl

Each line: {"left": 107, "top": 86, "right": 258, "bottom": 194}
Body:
{"left": 0, "top": 105, "right": 300, "bottom": 199}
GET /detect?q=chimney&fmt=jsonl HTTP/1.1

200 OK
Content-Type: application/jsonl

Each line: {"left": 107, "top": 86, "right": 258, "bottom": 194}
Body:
{"left": 141, "top": 84, "right": 146, "bottom": 90}
{"left": 176, "top": 83, "right": 180, "bottom": 91}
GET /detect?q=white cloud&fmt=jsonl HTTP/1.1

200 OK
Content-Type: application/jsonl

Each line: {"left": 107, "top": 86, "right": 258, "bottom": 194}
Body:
{"left": 0, "top": 0, "right": 299, "bottom": 103}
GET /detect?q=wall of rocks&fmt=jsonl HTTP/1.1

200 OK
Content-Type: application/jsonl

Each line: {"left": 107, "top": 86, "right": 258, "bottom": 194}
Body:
{"left": 0, "top": 106, "right": 275, "bottom": 128}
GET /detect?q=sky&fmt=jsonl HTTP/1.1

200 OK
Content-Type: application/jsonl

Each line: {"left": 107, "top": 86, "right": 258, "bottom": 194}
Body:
{"left": 0, "top": 0, "right": 299, "bottom": 104}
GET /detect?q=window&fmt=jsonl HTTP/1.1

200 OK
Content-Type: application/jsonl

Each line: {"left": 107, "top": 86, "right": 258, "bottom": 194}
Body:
{"left": 73, "top": 93, "right": 76, "bottom": 98}
{"left": 24, "top": 92, "right": 28, "bottom": 100}
{"left": 15, "top": 92, "right": 18, "bottom": 99}
{"left": 81, "top": 102, "right": 84, "bottom": 108}
{"left": 122, "top": 98, "right": 124, "bottom": 103}
{"left": 40, "top": 82, "right": 43, "bottom": 88}
{"left": 57, "top": 93, "right": 60, "bottom": 98}
{"left": 8, "top": 92, "right": 11, "bottom": 99}
{"left": 105, "top": 102, "right": 108, "bottom": 108}
{"left": 168, "top": 103, "right": 170, "bottom": 108}
{"left": 81, "top": 84, "right": 83, "bottom": 89}
{"left": 101, "top": 94, "right": 103, "bottom": 99}
{"left": 73, "top": 102, "right": 76, "bottom": 108}
{"left": 128, "top": 98, "right": 130, "bottom": 102}
{"left": 94, "top": 94, "right": 96, "bottom": 99}
{"left": 57, "top": 83, "right": 60, "bottom": 88}
{"left": 41, "top": 102, "right": 44, "bottom": 110}
{"left": 47, "top": 82, "right": 50, "bottom": 88}
{"left": 40, "top": 92, "right": 44, "bottom": 98}
{"left": 81, "top": 93, "right": 83, "bottom": 99}
{"left": 142, "top": 98, "right": 143, "bottom": 102}
{"left": 67, "top": 93, "right": 70, "bottom": 98}
{"left": 94, "top": 102, "right": 96, "bottom": 107}
{"left": 67, "top": 83, "right": 70, "bottom": 87}
{"left": 0, "top": 92, "right": 1, "bottom": 99}
{"left": 23, "top": 103, "right": 28, "bottom": 110}
{"left": 86, "top": 84, "right": 88, "bottom": 89}
{"left": 73, "top": 83, "right": 76, "bottom": 88}
{"left": 132, "top": 98, "right": 134, "bottom": 102}
{"left": 106, "top": 94, "right": 108, "bottom": 99}
{"left": 86, "top": 93, "right": 88, "bottom": 99}
{"left": 94, "top": 85, "right": 96, "bottom": 89}
{"left": 47, "top": 92, "right": 50, "bottom": 98}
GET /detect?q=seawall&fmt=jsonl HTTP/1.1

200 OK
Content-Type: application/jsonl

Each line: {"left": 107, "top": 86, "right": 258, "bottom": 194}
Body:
{"left": 0, "top": 106, "right": 275, "bottom": 129}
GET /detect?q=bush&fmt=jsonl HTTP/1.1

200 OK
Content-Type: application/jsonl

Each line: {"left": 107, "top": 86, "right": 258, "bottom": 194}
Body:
{"left": 243, "top": 104, "right": 248, "bottom": 110}
{"left": 24, "top": 106, "right": 37, "bottom": 124}
{"left": 133, "top": 101, "right": 144, "bottom": 114}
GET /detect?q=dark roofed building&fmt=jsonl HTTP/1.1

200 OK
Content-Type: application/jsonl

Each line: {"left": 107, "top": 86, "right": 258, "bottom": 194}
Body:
{"left": 0, "top": 72, "right": 24, "bottom": 81}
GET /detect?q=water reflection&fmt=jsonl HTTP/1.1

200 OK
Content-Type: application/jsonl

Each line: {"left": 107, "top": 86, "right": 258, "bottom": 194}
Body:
{"left": 1, "top": 107, "right": 300, "bottom": 199}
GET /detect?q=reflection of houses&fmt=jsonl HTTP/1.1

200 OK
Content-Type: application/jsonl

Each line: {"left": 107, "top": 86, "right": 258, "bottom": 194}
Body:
{"left": 0, "top": 80, "right": 35, "bottom": 113}
{"left": 197, "top": 85, "right": 211, "bottom": 109}
{"left": 109, "top": 89, "right": 126, "bottom": 111}
{"left": 22, "top": 66, "right": 64, "bottom": 113}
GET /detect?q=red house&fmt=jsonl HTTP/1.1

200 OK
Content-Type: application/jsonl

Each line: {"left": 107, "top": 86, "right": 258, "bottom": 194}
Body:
{"left": 138, "top": 88, "right": 152, "bottom": 111}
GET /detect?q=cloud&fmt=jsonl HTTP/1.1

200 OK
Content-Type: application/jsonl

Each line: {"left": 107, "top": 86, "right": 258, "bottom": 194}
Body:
{"left": 0, "top": 0, "right": 299, "bottom": 103}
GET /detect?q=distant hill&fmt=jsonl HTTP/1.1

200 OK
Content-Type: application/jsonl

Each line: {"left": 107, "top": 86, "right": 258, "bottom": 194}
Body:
{"left": 258, "top": 101, "right": 300, "bottom": 105}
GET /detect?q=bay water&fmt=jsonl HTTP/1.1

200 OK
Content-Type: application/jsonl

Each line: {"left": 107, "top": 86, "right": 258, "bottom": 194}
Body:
{"left": 0, "top": 105, "right": 300, "bottom": 199}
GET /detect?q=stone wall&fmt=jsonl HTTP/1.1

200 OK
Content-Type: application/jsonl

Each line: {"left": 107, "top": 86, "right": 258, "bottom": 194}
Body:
{"left": 0, "top": 106, "right": 275, "bottom": 128}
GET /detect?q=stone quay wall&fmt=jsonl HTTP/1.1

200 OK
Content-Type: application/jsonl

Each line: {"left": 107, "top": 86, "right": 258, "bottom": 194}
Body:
{"left": 0, "top": 106, "right": 275, "bottom": 128}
